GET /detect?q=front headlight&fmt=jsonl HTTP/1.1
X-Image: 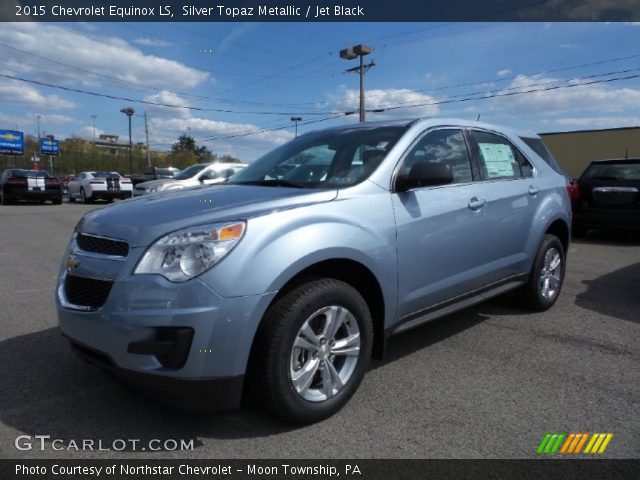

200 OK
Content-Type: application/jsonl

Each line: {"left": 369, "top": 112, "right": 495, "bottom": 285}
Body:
{"left": 146, "top": 186, "right": 157, "bottom": 193}
{"left": 134, "top": 221, "right": 246, "bottom": 282}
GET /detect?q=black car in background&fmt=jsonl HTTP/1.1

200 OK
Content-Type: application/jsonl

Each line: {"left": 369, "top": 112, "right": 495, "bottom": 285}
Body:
{"left": 0, "top": 169, "right": 63, "bottom": 205}
{"left": 572, "top": 158, "right": 640, "bottom": 236}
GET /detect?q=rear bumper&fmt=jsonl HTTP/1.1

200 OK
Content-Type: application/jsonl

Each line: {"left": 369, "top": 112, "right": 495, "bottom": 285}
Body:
{"left": 5, "top": 189, "right": 61, "bottom": 201}
{"left": 91, "top": 190, "right": 132, "bottom": 200}
{"left": 574, "top": 208, "right": 640, "bottom": 230}
{"left": 67, "top": 336, "right": 244, "bottom": 411}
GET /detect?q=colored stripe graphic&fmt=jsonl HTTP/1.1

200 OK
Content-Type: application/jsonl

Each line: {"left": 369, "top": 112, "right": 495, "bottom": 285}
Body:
{"left": 585, "top": 433, "right": 614, "bottom": 454}
{"left": 538, "top": 433, "right": 613, "bottom": 454}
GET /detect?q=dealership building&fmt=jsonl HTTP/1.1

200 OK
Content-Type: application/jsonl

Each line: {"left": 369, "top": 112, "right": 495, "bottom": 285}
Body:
{"left": 540, "top": 126, "right": 640, "bottom": 178}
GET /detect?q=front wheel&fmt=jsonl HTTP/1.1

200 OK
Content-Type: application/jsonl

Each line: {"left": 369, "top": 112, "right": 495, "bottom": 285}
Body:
{"left": 80, "top": 188, "right": 90, "bottom": 204}
{"left": 518, "top": 234, "right": 566, "bottom": 311}
{"left": 252, "top": 278, "right": 373, "bottom": 424}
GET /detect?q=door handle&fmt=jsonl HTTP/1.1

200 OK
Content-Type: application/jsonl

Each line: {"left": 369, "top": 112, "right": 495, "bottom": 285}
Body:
{"left": 468, "top": 197, "right": 486, "bottom": 211}
{"left": 528, "top": 186, "right": 539, "bottom": 196}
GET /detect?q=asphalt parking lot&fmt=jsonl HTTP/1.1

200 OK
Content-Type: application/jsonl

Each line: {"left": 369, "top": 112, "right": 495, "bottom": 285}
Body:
{"left": 0, "top": 202, "right": 638, "bottom": 459}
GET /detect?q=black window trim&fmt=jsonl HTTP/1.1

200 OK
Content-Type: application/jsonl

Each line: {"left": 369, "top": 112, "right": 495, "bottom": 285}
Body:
{"left": 390, "top": 126, "right": 478, "bottom": 193}
{"left": 465, "top": 127, "right": 537, "bottom": 183}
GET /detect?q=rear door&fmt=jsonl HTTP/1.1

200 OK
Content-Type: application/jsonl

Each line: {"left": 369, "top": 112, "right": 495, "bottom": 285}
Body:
{"left": 466, "top": 129, "right": 541, "bottom": 279}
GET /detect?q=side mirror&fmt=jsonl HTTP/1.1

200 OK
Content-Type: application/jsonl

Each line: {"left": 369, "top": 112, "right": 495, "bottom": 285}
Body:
{"left": 396, "top": 162, "right": 454, "bottom": 192}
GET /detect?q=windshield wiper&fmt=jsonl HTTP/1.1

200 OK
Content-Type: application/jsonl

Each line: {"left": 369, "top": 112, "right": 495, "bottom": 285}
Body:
{"left": 231, "top": 179, "right": 304, "bottom": 188}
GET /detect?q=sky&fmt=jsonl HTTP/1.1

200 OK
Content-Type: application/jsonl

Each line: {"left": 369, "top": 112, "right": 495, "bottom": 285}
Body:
{"left": 0, "top": 21, "right": 639, "bottom": 161}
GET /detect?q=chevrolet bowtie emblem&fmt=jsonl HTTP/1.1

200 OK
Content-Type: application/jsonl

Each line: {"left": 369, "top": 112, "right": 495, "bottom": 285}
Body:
{"left": 66, "top": 255, "right": 79, "bottom": 272}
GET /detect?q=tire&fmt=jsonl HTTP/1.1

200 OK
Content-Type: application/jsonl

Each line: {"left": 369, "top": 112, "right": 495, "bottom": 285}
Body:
{"left": 80, "top": 188, "right": 90, "bottom": 204}
{"left": 0, "top": 188, "right": 9, "bottom": 205}
{"left": 53, "top": 195, "right": 63, "bottom": 205}
{"left": 66, "top": 190, "right": 74, "bottom": 202}
{"left": 251, "top": 278, "right": 373, "bottom": 424}
{"left": 518, "top": 234, "right": 566, "bottom": 311}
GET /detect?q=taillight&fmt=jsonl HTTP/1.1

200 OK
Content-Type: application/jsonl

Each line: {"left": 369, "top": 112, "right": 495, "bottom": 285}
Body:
{"left": 46, "top": 178, "right": 60, "bottom": 186}
{"left": 90, "top": 180, "right": 104, "bottom": 184}
{"left": 7, "top": 178, "right": 27, "bottom": 185}
{"left": 566, "top": 181, "right": 580, "bottom": 201}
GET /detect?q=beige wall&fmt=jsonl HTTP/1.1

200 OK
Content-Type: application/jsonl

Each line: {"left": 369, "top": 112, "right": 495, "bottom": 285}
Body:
{"left": 540, "top": 127, "right": 640, "bottom": 178}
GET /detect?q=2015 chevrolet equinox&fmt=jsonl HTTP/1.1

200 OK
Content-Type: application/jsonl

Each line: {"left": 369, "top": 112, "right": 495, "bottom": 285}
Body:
{"left": 57, "top": 118, "right": 571, "bottom": 423}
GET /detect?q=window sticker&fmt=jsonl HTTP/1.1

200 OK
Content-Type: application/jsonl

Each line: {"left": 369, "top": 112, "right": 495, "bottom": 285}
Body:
{"left": 478, "top": 143, "right": 517, "bottom": 178}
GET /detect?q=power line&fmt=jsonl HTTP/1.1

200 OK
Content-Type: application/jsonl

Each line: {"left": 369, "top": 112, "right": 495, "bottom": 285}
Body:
{"left": 0, "top": 73, "right": 340, "bottom": 116}
{"left": 367, "top": 72, "right": 640, "bottom": 113}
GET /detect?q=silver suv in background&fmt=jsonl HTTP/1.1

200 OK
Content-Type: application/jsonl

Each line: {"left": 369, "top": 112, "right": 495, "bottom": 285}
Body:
{"left": 56, "top": 118, "right": 571, "bottom": 423}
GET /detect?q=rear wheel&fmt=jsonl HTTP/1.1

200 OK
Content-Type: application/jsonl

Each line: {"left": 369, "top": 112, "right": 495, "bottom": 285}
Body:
{"left": 518, "top": 234, "right": 566, "bottom": 311}
{"left": 0, "top": 188, "right": 9, "bottom": 205}
{"left": 80, "top": 188, "right": 90, "bottom": 204}
{"left": 251, "top": 278, "right": 373, "bottom": 424}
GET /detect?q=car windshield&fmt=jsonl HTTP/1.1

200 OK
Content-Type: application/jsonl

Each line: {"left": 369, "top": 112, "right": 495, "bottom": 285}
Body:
{"left": 174, "top": 164, "right": 207, "bottom": 180}
{"left": 228, "top": 125, "right": 408, "bottom": 189}
{"left": 92, "top": 172, "right": 120, "bottom": 178}
{"left": 582, "top": 162, "right": 640, "bottom": 182}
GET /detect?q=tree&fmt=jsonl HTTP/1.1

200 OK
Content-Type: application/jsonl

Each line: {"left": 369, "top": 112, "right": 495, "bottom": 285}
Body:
{"left": 169, "top": 134, "right": 212, "bottom": 164}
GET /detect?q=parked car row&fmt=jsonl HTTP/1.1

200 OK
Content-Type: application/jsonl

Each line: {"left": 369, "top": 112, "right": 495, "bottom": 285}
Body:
{"left": 0, "top": 163, "right": 250, "bottom": 205}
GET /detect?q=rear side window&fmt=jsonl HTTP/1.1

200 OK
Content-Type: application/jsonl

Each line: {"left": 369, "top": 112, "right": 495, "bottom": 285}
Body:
{"left": 402, "top": 129, "right": 473, "bottom": 184}
{"left": 470, "top": 131, "right": 533, "bottom": 180}
{"left": 521, "top": 137, "right": 563, "bottom": 174}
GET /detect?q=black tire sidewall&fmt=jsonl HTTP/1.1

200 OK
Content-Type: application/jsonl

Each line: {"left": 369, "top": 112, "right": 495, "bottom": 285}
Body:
{"left": 530, "top": 235, "right": 566, "bottom": 310}
{"left": 263, "top": 280, "right": 373, "bottom": 423}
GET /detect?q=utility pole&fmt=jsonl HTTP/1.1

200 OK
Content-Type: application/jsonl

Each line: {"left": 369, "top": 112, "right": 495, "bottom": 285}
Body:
{"left": 120, "top": 107, "right": 135, "bottom": 174}
{"left": 340, "top": 44, "right": 374, "bottom": 122}
{"left": 144, "top": 112, "right": 151, "bottom": 167}
{"left": 291, "top": 117, "right": 302, "bottom": 137}
{"left": 90, "top": 114, "right": 97, "bottom": 143}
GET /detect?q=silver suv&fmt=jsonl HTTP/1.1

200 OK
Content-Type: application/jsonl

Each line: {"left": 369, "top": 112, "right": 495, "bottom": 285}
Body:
{"left": 56, "top": 118, "right": 571, "bottom": 423}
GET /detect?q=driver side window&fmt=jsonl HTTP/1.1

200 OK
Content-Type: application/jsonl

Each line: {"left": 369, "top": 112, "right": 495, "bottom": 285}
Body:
{"left": 401, "top": 129, "right": 473, "bottom": 185}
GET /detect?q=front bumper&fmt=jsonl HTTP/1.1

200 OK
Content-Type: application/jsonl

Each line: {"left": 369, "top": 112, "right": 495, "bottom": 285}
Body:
{"left": 66, "top": 336, "right": 244, "bottom": 410}
{"left": 57, "top": 261, "right": 277, "bottom": 410}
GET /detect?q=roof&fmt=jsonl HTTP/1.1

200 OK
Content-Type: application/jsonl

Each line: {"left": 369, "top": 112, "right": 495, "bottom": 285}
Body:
{"left": 306, "top": 117, "right": 541, "bottom": 139}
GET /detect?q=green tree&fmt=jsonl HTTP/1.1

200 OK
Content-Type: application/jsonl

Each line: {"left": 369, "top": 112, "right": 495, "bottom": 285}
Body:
{"left": 168, "top": 134, "right": 213, "bottom": 166}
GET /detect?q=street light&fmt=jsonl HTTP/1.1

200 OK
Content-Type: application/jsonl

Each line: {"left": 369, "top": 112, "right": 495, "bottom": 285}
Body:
{"left": 120, "top": 107, "right": 135, "bottom": 174}
{"left": 291, "top": 117, "right": 302, "bottom": 137}
{"left": 339, "top": 44, "right": 374, "bottom": 123}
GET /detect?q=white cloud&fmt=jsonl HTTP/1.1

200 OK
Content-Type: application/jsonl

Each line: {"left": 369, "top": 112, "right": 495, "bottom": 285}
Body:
{"left": 493, "top": 74, "right": 640, "bottom": 115}
{"left": 497, "top": 69, "right": 511, "bottom": 77}
{"left": 74, "top": 126, "right": 105, "bottom": 139}
{"left": 133, "top": 37, "right": 173, "bottom": 47}
{"left": 143, "top": 90, "right": 192, "bottom": 118}
{"left": 0, "top": 79, "right": 76, "bottom": 109}
{"left": 0, "top": 23, "right": 209, "bottom": 89}
{"left": 331, "top": 88, "right": 440, "bottom": 119}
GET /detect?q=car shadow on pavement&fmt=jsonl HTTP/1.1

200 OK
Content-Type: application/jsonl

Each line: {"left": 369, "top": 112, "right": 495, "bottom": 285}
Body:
{"left": 0, "top": 328, "right": 293, "bottom": 450}
{"left": 574, "top": 262, "right": 640, "bottom": 324}
{"left": 372, "top": 297, "right": 523, "bottom": 369}
{"left": 572, "top": 229, "right": 640, "bottom": 247}
{"left": 0, "top": 298, "right": 523, "bottom": 450}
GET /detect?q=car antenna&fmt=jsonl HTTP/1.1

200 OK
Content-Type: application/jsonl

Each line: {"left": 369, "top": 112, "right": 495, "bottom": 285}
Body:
{"left": 476, "top": 114, "right": 481, "bottom": 121}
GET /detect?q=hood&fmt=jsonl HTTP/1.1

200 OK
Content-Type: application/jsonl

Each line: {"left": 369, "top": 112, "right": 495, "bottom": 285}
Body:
{"left": 81, "top": 185, "right": 338, "bottom": 247}
{"left": 136, "top": 178, "right": 176, "bottom": 189}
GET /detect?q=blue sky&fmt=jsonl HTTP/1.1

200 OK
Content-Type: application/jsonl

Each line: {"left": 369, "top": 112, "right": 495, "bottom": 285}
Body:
{"left": 1, "top": 21, "right": 639, "bottom": 161}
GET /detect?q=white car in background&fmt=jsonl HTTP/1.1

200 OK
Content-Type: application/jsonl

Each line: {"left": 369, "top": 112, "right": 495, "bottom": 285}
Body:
{"left": 67, "top": 171, "right": 133, "bottom": 203}
{"left": 134, "top": 162, "right": 247, "bottom": 196}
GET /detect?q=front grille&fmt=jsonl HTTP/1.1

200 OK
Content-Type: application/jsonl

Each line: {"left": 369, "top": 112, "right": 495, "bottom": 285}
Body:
{"left": 77, "top": 233, "right": 129, "bottom": 257}
{"left": 64, "top": 274, "right": 113, "bottom": 309}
